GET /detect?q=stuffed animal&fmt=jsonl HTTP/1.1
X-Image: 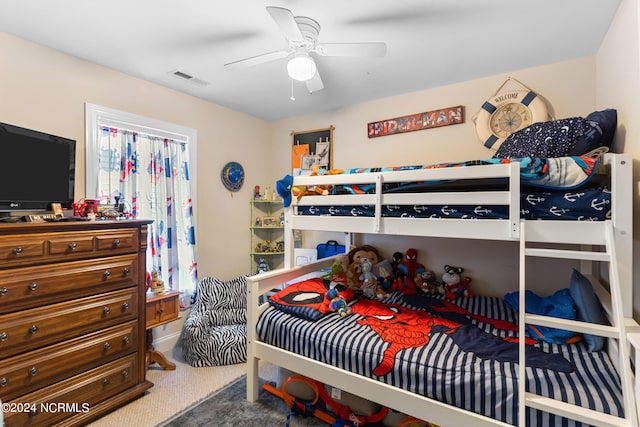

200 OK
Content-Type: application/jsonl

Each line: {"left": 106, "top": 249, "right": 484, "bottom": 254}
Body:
{"left": 256, "top": 258, "right": 270, "bottom": 274}
{"left": 345, "top": 245, "right": 380, "bottom": 288}
{"left": 396, "top": 248, "right": 426, "bottom": 295}
{"left": 442, "top": 265, "right": 473, "bottom": 300}
{"left": 326, "top": 288, "right": 352, "bottom": 317}
{"left": 291, "top": 167, "right": 344, "bottom": 202}
{"left": 322, "top": 260, "right": 347, "bottom": 285}
{"left": 358, "top": 258, "right": 390, "bottom": 299}
{"left": 415, "top": 268, "right": 443, "bottom": 295}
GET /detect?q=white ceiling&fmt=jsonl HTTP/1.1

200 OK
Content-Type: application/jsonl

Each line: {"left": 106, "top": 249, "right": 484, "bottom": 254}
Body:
{"left": 0, "top": 0, "right": 621, "bottom": 122}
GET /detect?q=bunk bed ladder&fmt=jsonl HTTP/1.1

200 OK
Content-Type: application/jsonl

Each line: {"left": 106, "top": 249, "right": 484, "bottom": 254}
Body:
{"left": 518, "top": 220, "right": 638, "bottom": 427}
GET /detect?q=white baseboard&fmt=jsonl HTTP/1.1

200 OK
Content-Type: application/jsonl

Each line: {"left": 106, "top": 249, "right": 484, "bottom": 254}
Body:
{"left": 153, "top": 331, "right": 182, "bottom": 354}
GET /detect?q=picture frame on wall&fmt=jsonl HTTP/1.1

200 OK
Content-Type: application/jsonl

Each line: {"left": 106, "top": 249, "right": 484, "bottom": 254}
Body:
{"left": 259, "top": 216, "right": 278, "bottom": 227}
{"left": 300, "top": 155, "right": 317, "bottom": 170}
{"left": 291, "top": 126, "right": 334, "bottom": 175}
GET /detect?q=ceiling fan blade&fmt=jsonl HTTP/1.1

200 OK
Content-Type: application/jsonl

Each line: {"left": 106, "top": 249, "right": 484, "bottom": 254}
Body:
{"left": 224, "top": 49, "right": 289, "bottom": 69}
{"left": 305, "top": 70, "right": 324, "bottom": 94}
{"left": 266, "top": 6, "right": 304, "bottom": 43}
{"left": 315, "top": 42, "right": 387, "bottom": 57}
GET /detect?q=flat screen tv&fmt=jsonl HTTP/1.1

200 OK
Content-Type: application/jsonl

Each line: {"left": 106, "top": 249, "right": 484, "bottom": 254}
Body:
{"left": 0, "top": 122, "right": 76, "bottom": 213}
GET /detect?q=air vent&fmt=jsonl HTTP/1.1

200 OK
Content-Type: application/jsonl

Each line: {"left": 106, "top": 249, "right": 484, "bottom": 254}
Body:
{"left": 172, "top": 70, "right": 193, "bottom": 80}
{"left": 168, "top": 69, "right": 209, "bottom": 87}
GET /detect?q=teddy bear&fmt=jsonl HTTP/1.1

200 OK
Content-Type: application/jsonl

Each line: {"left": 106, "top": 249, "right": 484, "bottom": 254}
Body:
{"left": 442, "top": 265, "right": 473, "bottom": 300}
{"left": 345, "top": 245, "right": 380, "bottom": 288}
{"left": 344, "top": 245, "right": 389, "bottom": 299}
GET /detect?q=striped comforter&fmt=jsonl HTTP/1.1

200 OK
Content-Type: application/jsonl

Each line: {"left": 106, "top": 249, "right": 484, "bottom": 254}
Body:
{"left": 257, "top": 292, "right": 623, "bottom": 426}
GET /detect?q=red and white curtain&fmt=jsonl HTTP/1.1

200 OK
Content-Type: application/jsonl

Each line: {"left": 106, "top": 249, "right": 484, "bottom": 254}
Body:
{"left": 98, "top": 127, "right": 197, "bottom": 309}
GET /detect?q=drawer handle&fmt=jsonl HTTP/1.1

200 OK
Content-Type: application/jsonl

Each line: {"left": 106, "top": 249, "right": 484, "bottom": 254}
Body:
{"left": 103, "top": 270, "right": 112, "bottom": 279}
{"left": 68, "top": 242, "right": 78, "bottom": 250}
{"left": 103, "top": 378, "right": 110, "bottom": 386}
{"left": 103, "top": 306, "right": 111, "bottom": 315}
{"left": 29, "top": 325, "right": 39, "bottom": 334}
{"left": 0, "top": 287, "right": 7, "bottom": 296}
{"left": 29, "top": 282, "right": 38, "bottom": 292}
{"left": 28, "top": 366, "right": 38, "bottom": 376}
{"left": 13, "top": 247, "right": 23, "bottom": 255}
{"left": 104, "top": 342, "right": 112, "bottom": 350}
{"left": 122, "top": 302, "right": 130, "bottom": 311}
{"left": 121, "top": 369, "right": 129, "bottom": 378}
{"left": 0, "top": 332, "right": 7, "bottom": 341}
{"left": 122, "top": 336, "right": 130, "bottom": 344}
{"left": 0, "top": 377, "right": 7, "bottom": 387}
{"left": 122, "top": 267, "right": 130, "bottom": 275}
{"left": 113, "top": 239, "right": 121, "bottom": 247}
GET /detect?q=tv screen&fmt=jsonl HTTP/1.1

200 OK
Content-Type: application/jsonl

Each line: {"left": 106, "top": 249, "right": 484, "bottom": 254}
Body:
{"left": 0, "top": 122, "right": 76, "bottom": 212}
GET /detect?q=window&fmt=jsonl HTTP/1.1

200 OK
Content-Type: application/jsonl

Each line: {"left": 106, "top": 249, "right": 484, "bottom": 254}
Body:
{"left": 85, "top": 103, "right": 198, "bottom": 308}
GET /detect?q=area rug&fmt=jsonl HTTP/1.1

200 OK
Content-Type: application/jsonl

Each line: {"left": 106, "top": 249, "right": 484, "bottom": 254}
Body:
{"left": 159, "top": 376, "right": 327, "bottom": 427}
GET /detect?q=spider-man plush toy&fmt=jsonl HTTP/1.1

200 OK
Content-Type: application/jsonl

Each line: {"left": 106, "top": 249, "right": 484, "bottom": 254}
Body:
{"left": 396, "top": 248, "right": 426, "bottom": 295}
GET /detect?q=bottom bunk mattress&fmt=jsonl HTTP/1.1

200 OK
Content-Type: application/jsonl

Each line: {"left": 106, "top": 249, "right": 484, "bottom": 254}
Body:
{"left": 257, "top": 292, "right": 624, "bottom": 426}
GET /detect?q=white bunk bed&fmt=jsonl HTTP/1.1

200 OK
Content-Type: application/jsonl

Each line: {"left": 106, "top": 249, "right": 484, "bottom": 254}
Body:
{"left": 246, "top": 153, "right": 638, "bottom": 426}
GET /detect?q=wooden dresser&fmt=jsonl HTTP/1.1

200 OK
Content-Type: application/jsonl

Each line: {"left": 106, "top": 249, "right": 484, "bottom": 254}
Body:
{"left": 0, "top": 220, "right": 153, "bottom": 426}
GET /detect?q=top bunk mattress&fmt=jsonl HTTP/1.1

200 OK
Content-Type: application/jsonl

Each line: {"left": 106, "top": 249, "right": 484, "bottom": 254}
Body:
{"left": 290, "top": 156, "right": 611, "bottom": 221}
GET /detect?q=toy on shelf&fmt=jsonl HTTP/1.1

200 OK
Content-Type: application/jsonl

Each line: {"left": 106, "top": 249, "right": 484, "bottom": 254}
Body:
{"left": 149, "top": 271, "right": 165, "bottom": 293}
{"left": 257, "top": 258, "right": 270, "bottom": 274}
{"left": 442, "top": 265, "right": 473, "bottom": 300}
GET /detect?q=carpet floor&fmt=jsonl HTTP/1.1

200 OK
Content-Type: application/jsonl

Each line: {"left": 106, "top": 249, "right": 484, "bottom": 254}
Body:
{"left": 159, "top": 376, "right": 327, "bottom": 427}
{"left": 87, "top": 349, "right": 277, "bottom": 427}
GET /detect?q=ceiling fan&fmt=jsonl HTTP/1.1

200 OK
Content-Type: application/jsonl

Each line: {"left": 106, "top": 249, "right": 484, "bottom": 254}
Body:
{"left": 224, "top": 6, "right": 387, "bottom": 94}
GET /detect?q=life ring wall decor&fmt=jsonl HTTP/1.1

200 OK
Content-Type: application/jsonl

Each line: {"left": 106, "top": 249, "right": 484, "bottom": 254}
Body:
{"left": 474, "top": 78, "right": 550, "bottom": 151}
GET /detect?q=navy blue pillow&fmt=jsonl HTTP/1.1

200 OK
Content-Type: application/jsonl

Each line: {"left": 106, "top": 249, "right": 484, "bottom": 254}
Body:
{"left": 569, "top": 269, "right": 607, "bottom": 352}
{"left": 494, "top": 109, "right": 617, "bottom": 159}
{"left": 567, "top": 109, "right": 617, "bottom": 155}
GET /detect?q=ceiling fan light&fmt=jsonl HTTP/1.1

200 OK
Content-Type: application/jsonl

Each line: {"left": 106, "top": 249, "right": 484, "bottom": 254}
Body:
{"left": 287, "top": 55, "right": 317, "bottom": 82}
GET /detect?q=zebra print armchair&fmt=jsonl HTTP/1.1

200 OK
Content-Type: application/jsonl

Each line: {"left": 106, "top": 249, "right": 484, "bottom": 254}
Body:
{"left": 182, "top": 275, "right": 248, "bottom": 367}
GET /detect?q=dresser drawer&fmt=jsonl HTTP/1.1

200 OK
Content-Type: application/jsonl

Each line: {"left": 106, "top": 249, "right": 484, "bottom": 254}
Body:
{"left": 0, "top": 321, "right": 138, "bottom": 401}
{"left": 0, "top": 288, "right": 137, "bottom": 358}
{"left": 0, "top": 235, "right": 46, "bottom": 266}
{"left": 48, "top": 233, "right": 95, "bottom": 256}
{"left": 3, "top": 354, "right": 139, "bottom": 427}
{"left": 0, "top": 254, "right": 138, "bottom": 314}
{"left": 94, "top": 229, "right": 138, "bottom": 254}
{"left": 0, "top": 228, "right": 140, "bottom": 269}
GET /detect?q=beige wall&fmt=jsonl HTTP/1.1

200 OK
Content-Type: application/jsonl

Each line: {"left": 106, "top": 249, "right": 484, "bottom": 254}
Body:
{"left": 596, "top": 0, "right": 640, "bottom": 318}
{"left": 0, "top": 32, "right": 272, "bottom": 281}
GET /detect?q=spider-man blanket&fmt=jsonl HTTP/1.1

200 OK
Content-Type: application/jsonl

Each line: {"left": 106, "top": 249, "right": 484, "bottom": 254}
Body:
{"left": 359, "top": 295, "right": 573, "bottom": 375}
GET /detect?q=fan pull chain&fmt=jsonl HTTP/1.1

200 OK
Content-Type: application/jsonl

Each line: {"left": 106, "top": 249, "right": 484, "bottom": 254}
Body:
{"left": 290, "top": 79, "right": 295, "bottom": 101}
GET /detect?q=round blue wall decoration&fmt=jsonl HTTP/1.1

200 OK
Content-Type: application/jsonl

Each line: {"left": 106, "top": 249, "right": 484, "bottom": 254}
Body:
{"left": 221, "top": 161, "right": 245, "bottom": 192}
